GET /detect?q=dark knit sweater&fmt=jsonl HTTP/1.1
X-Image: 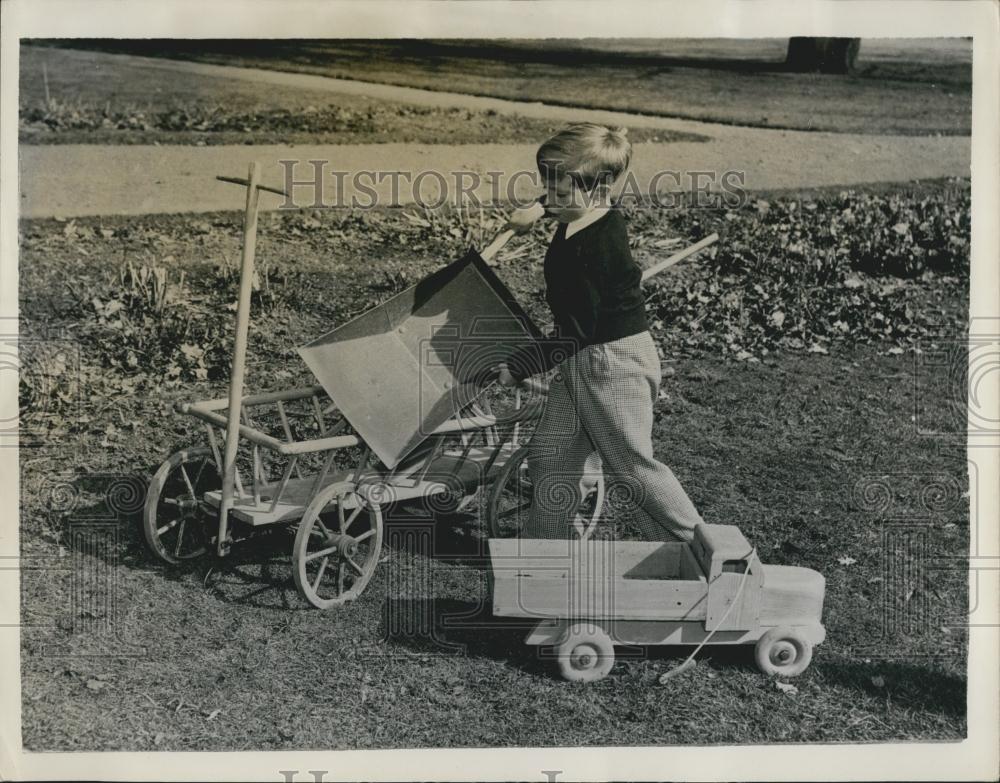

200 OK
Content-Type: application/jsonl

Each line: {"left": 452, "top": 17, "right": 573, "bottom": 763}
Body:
{"left": 507, "top": 208, "right": 648, "bottom": 381}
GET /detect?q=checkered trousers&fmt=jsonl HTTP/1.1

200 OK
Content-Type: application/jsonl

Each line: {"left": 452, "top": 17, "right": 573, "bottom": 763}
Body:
{"left": 523, "top": 330, "right": 704, "bottom": 542}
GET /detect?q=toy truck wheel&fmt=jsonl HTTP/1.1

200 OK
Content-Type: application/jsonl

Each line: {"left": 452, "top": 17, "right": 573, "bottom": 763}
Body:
{"left": 555, "top": 623, "right": 615, "bottom": 682}
{"left": 144, "top": 446, "right": 220, "bottom": 564}
{"left": 292, "top": 481, "right": 384, "bottom": 609}
{"left": 754, "top": 626, "right": 813, "bottom": 677}
{"left": 486, "top": 445, "right": 604, "bottom": 539}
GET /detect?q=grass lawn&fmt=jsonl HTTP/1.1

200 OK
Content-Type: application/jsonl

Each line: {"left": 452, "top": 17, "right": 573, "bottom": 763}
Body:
{"left": 18, "top": 180, "right": 970, "bottom": 749}
{"left": 26, "top": 37, "right": 972, "bottom": 136}
{"left": 18, "top": 45, "right": 704, "bottom": 146}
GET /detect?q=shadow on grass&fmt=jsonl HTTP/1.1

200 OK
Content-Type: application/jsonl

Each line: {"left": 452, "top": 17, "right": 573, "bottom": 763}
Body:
{"left": 382, "top": 506, "right": 492, "bottom": 566}
{"left": 816, "top": 658, "right": 967, "bottom": 719}
{"left": 52, "top": 461, "right": 305, "bottom": 604}
{"left": 379, "top": 595, "right": 788, "bottom": 682}
{"left": 36, "top": 38, "right": 794, "bottom": 76}
{"left": 380, "top": 596, "right": 551, "bottom": 676}
{"left": 49, "top": 476, "right": 971, "bottom": 713}
{"left": 35, "top": 38, "right": 972, "bottom": 86}
{"left": 50, "top": 462, "right": 495, "bottom": 611}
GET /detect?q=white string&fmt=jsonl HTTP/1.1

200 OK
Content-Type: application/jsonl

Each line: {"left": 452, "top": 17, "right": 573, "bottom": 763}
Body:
{"left": 659, "top": 547, "right": 758, "bottom": 684}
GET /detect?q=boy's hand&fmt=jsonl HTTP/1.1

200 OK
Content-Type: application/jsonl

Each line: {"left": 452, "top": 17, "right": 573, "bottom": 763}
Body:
{"left": 496, "top": 364, "right": 518, "bottom": 387}
{"left": 505, "top": 200, "right": 546, "bottom": 235}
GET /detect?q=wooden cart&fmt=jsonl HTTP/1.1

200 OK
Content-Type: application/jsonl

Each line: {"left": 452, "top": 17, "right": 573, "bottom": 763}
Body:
{"left": 144, "top": 165, "right": 551, "bottom": 608}
{"left": 144, "top": 163, "right": 719, "bottom": 609}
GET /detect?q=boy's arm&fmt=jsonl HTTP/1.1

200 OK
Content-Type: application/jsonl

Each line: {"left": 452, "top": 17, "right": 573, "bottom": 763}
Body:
{"left": 497, "top": 197, "right": 552, "bottom": 381}
{"left": 504, "top": 333, "right": 581, "bottom": 383}
{"left": 593, "top": 213, "right": 643, "bottom": 320}
{"left": 505, "top": 198, "right": 547, "bottom": 234}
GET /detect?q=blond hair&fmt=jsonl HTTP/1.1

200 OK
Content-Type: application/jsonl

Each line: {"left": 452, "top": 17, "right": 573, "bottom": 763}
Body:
{"left": 536, "top": 123, "right": 632, "bottom": 192}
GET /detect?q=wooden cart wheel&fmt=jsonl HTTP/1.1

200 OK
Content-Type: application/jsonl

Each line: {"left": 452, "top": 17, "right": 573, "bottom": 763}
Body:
{"left": 754, "top": 626, "right": 813, "bottom": 677}
{"left": 292, "top": 481, "right": 384, "bottom": 609}
{"left": 485, "top": 444, "right": 604, "bottom": 539}
{"left": 555, "top": 622, "right": 615, "bottom": 682}
{"left": 144, "top": 446, "right": 221, "bottom": 564}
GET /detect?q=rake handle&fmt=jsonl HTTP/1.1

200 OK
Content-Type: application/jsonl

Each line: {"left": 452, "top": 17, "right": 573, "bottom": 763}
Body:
{"left": 641, "top": 232, "right": 719, "bottom": 282}
{"left": 216, "top": 175, "right": 289, "bottom": 198}
{"left": 480, "top": 228, "right": 515, "bottom": 264}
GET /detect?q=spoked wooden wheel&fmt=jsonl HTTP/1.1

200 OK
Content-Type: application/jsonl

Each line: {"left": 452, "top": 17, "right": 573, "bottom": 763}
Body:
{"left": 292, "top": 481, "right": 384, "bottom": 609}
{"left": 144, "top": 446, "right": 220, "bottom": 564}
{"left": 485, "top": 444, "right": 604, "bottom": 539}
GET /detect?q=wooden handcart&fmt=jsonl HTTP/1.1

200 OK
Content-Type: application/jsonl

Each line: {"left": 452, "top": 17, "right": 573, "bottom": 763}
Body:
{"left": 143, "top": 163, "right": 718, "bottom": 609}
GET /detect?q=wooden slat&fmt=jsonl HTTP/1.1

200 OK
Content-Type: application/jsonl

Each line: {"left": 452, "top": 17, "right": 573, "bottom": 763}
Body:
{"left": 268, "top": 456, "right": 298, "bottom": 514}
{"left": 493, "top": 575, "right": 708, "bottom": 621}
{"left": 489, "top": 539, "right": 710, "bottom": 621}
{"left": 185, "top": 405, "right": 362, "bottom": 455}
{"left": 176, "top": 385, "right": 325, "bottom": 413}
{"left": 201, "top": 440, "right": 519, "bottom": 526}
{"left": 205, "top": 466, "right": 442, "bottom": 526}
{"left": 488, "top": 539, "right": 702, "bottom": 580}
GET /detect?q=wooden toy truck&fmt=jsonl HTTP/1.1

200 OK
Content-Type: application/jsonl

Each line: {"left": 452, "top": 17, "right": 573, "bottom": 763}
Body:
{"left": 490, "top": 524, "right": 826, "bottom": 682}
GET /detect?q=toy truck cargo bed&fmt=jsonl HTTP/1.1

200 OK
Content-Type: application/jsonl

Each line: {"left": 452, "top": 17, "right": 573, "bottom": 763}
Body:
{"left": 489, "top": 538, "right": 709, "bottom": 621}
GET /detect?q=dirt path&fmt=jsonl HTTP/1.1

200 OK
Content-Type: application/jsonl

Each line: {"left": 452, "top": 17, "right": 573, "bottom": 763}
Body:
{"left": 18, "top": 53, "right": 970, "bottom": 218}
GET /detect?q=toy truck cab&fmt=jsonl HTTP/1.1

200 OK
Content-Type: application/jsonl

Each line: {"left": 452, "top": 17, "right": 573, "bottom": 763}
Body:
{"left": 490, "top": 524, "right": 826, "bottom": 682}
{"left": 690, "top": 523, "right": 766, "bottom": 633}
{"left": 691, "top": 525, "right": 825, "bottom": 642}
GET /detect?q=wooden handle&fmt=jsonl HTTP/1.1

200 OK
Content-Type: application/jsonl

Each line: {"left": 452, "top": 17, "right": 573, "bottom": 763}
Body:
{"left": 480, "top": 228, "right": 515, "bottom": 264}
{"left": 217, "top": 162, "right": 262, "bottom": 556}
{"left": 641, "top": 232, "right": 719, "bottom": 282}
{"left": 217, "top": 175, "right": 289, "bottom": 198}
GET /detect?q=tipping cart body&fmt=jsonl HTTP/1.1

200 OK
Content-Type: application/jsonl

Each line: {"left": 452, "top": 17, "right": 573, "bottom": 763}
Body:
{"left": 298, "top": 250, "right": 542, "bottom": 469}
{"left": 148, "top": 243, "right": 548, "bottom": 608}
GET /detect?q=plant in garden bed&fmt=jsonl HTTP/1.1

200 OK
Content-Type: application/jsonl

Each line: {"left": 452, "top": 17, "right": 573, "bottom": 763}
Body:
{"left": 67, "top": 259, "right": 234, "bottom": 384}
{"left": 630, "top": 181, "right": 969, "bottom": 360}
{"left": 18, "top": 92, "right": 694, "bottom": 146}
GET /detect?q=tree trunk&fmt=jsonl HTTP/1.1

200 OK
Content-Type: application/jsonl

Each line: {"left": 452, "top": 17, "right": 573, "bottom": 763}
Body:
{"left": 786, "top": 37, "right": 861, "bottom": 74}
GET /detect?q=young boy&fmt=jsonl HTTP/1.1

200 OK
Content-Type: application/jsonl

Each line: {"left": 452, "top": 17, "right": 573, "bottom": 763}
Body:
{"left": 497, "top": 123, "right": 704, "bottom": 542}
